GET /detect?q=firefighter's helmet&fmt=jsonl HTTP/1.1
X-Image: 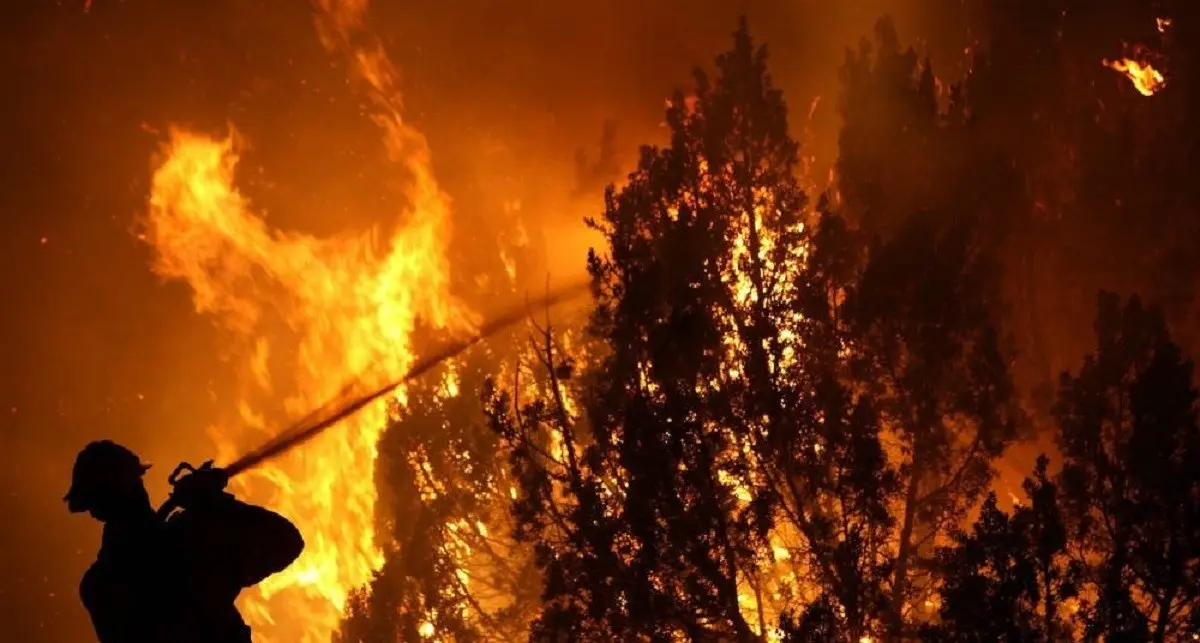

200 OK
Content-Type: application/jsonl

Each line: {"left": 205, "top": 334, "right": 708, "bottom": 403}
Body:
{"left": 64, "top": 440, "right": 152, "bottom": 513}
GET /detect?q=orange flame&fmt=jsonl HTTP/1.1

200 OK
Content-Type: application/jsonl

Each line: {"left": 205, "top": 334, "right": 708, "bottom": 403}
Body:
{"left": 145, "top": 126, "right": 460, "bottom": 641}
{"left": 1104, "top": 57, "right": 1166, "bottom": 96}
{"left": 142, "top": 0, "right": 469, "bottom": 640}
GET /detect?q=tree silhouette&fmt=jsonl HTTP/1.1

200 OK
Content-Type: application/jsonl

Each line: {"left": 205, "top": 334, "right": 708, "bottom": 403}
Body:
{"left": 921, "top": 455, "right": 1081, "bottom": 643}
{"left": 768, "top": 205, "right": 898, "bottom": 643}
{"left": 339, "top": 340, "right": 540, "bottom": 643}
{"left": 486, "top": 16, "right": 1024, "bottom": 642}
{"left": 843, "top": 209, "right": 1023, "bottom": 642}
{"left": 921, "top": 293, "right": 1200, "bottom": 642}
{"left": 514, "top": 19, "right": 801, "bottom": 639}
{"left": 1055, "top": 293, "right": 1200, "bottom": 642}
{"left": 836, "top": 16, "right": 944, "bottom": 239}
{"left": 485, "top": 18, "right": 898, "bottom": 641}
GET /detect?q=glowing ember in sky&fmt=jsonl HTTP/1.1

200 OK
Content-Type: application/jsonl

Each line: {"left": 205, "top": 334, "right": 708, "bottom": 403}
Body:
{"left": 1104, "top": 57, "right": 1166, "bottom": 96}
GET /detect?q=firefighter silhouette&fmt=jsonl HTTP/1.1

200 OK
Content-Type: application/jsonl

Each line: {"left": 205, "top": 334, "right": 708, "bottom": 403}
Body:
{"left": 66, "top": 440, "right": 305, "bottom": 642}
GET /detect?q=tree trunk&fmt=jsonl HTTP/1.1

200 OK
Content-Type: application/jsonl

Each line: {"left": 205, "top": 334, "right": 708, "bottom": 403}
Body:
{"left": 1152, "top": 535, "right": 1181, "bottom": 643}
{"left": 753, "top": 574, "right": 767, "bottom": 639}
{"left": 888, "top": 464, "right": 922, "bottom": 643}
{"left": 1041, "top": 559, "right": 1056, "bottom": 640}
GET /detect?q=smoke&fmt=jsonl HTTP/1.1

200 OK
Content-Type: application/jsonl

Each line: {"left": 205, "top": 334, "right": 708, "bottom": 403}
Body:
{"left": 315, "top": 0, "right": 982, "bottom": 291}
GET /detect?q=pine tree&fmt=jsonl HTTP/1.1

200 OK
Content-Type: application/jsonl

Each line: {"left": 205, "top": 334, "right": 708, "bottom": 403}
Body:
{"left": 833, "top": 20, "right": 1029, "bottom": 639}
{"left": 339, "top": 340, "right": 539, "bottom": 643}
{"left": 771, "top": 204, "right": 899, "bottom": 643}
{"left": 836, "top": 15, "right": 944, "bottom": 239}
{"left": 843, "top": 210, "right": 1023, "bottom": 642}
{"left": 487, "top": 18, "right": 902, "bottom": 641}
{"left": 921, "top": 455, "right": 1081, "bottom": 643}
{"left": 1054, "top": 293, "right": 1200, "bottom": 642}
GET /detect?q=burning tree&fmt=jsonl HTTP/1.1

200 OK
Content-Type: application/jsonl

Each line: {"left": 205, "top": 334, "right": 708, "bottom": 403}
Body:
{"left": 489, "top": 20, "right": 816, "bottom": 639}
{"left": 337, "top": 164, "right": 560, "bottom": 641}
{"left": 480, "top": 19, "right": 1021, "bottom": 642}
{"left": 338, "top": 341, "right": 541, "bottom": 643}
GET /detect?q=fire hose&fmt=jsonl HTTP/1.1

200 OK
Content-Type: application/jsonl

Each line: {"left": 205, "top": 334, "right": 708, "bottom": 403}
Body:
{"left": 158, "top": 279, "right": 592, "bottom": 517}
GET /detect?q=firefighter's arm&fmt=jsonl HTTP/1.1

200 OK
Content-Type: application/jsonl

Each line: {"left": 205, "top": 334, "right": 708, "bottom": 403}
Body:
{"left": 169, "top": 463, "right": 305, "bottom": 588}
{"left": 202, "top": 495, "right": 305, "bottom": 586}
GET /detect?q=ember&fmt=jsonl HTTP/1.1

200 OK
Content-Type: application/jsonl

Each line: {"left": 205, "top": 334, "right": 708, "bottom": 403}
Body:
{"left": 1105, "top": 57, "right": 1166, "bottom": 96}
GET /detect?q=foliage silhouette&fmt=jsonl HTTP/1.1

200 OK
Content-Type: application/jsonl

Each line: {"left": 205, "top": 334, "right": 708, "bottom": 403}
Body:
{"left": 921, "top": 456, "right": 1081, "bottom": 643}
{"left": 1055, "top": 293, "right": 1200, "bottom": 643}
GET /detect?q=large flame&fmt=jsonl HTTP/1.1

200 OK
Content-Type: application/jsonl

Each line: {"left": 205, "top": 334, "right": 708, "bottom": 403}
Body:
{"left": 141, "top": 1, "right": 467, "bottom": 641}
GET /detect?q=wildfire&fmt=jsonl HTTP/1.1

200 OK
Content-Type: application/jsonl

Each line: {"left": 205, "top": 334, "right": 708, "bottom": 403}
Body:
{"left": 141, "top": 1, "right": 468, "bottom": 641}
{"left": 1104, "top": 57, "right": 1166, "bottom": 96}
